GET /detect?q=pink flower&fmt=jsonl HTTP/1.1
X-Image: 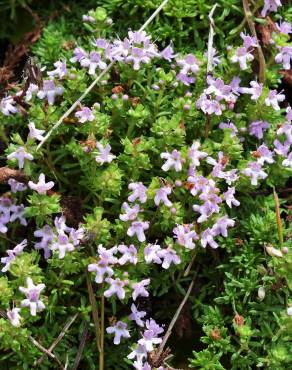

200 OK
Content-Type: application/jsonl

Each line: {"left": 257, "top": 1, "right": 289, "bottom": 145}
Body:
{"left": 19, "top": 278, "right": 45, "bottom": 316}
{"left": 28, "top": 173, "right": 54, "bottom": 194}
{"left": 106, "top": 321, "right": 130, "bottom": 345}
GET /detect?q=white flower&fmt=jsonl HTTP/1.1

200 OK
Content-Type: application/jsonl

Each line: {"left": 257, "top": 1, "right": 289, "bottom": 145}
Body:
{"left": 7, "top": 308, "right": 22, "bottom": 327}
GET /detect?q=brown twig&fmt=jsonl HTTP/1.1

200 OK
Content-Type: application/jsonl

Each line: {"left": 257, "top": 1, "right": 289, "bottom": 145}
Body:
{"left": 242, "top": 0, "right": 266, "bottom": 83}
{"left": 36, "top": 313, "right": 78, "bottom": 366}
{"left": 273, "top": 188, "right": 284, "bottom": 246}
{"left": 29, "top": 336, "right": 64, "bottom": 369}
{"left": 86, "top": 270, "right": 101, "bottom": 352}
{"left": 72, "top": 321, "right": 89, "bottom": 370}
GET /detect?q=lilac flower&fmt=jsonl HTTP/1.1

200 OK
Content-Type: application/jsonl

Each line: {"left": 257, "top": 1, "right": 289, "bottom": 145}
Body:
{"left": 1, "top": 239, "right": 26, "bottom": 272}
{"left": 80, "top": 51, "right": 107, "bottom": 75}
{"left": 205, "top": 76, "right": 237, "bottom": 103}
{"left": 51, "top": 234, "right": 75, "bottom": 259}
{"left": 119, "top": 202, "right": 140, "bottom": 222}
{"left": 265, "top": 90, "right": 285, "bottom": 110}
{"left": 106, "top": 321, "right": 130, "bottom": 345}
{"left": 261, "top": 0, "right": 282, "bottom": 18}
{"left": 277, "top": 123, "right": 292, "bottom": 144}
{"left": 104, "top": 277, "right": 128, "bottom": 300}
{"left": 219, "top": 121, "right": 238, "bottom": 137}
{"left": 34, "top": 225, "right": 54, "bottom": 259}
{"left": 240, "top": 32, "right": 258, "bottom": 49}
{"left": 193, "top": 195, "right": 221, "bottom": 223}
{"left": 157, "top": 247, "right": 181, "bottom": 269}
{"left": 19, "top": 278, "right": 45, "bottom": 316}
{"left": 127, "top": 221, "right": 149, "bottom": 242}
{"left": 70, "top": 47, "right": 88, "bottom": 63}
{"left": 201, "top": 228, "right": 218, "bottom": 249}
{"left": 82, "top": 14, "right": 95, "bottom": 23}
{"left": 95, "top": 142, "right": 116, "bottom": 164}
{"left": 196, "top": 94, "right": 223, "bottom": 116}
{"left": 7, "top": 147, "right": 33, "bottom": 169}
{"left": 24, "top": 83, "right": 39, "bottom": 102}
{"left": 88, "top": 245, "right": 117, "bottom": 283}
{"left": 47, "top": 60, "right": 67, "bottom": 78}
{"left": 188, "top": 142, "right": 208, "bottom": 167}
{"left": 75, "top": 107, "right": 95, "bottom": 123}
{"left": 204, "top": 47, "right": 221, "bottom": 65}
{"left": 118, "top": 244, "right": 138, "bottom": 265}
{"left": 173, "top": 224, "right": 198, "bottom": 249}
{"left": 282, "top": 152, "right": 292, "bottom": 168}
{"left": 239, "top": 81, "right": 263, "bottom": 100}
{"left": 274, "top": 139, "right": 290, "bottom": 156}
{"left": 160, "top": 149, "right": 183, "bottom": 172}
{"left": 128, "top": 344, "right": 148, "bottom": 368}
{"left": 276, "top": 20, "right": 292, "bottom": 34}
{"left": 187, "top": 174, "right": 215, "bottom": 197}
{"left": 211, "top": 217, "right": 235, "bottom": 237}
{"left": 223, "top": 187, "right": 240, "bottom": 208}
{"left": 37, "top": 80, "right": 64, "bottom": 105}
{"left": 275, "top": 46, "right": 292, "bottom": 70}
{"left": 132, "top": 279, "right": 150, "bottom": 301}
{"left": 160, "top": 44, "right": 176, "bottom": 61}
{"left": 10, "top": 204, "right": 27, "bottom": 226}
{"left": 144, "top": 243, "right": 162, "bottom": 264}
{"left": 0, "top": 197, "right": 12, "bottom": 233}
{"left": 242, "top": 162, "right": 268, "bottom": 186}
{"left": 154, "top": 186, "right": 172, "bottom": 207}
{"left": 256, "top": 144, "right": 274, "bottom": 165}
{"left": 128, "top": 182, "right": 147, "bottom": 203}
{"left": 249, "top": 120, "right": 270, "bottom": 139}
{"left": 286, "top": 106, "right": 292, "bottom": 123}
{"left": 231, "top": 47, "right": 254, "bottom": 70}
{"left": 138, "top": 319, "right": 163, "bottom": 352}
{"left": 54, "top": 215, "right": 71, "bottom": 234}
{"left": 8, "top": 179, "right": 27, "bottom": 193}
{"left": 0, "top": 96, "right": 18, "bottom": 116}
{"left": 176, "top": 73, "right": 195, "bottom": 86}
{"left": 7, "top": 308, "right": 22, "bottom": 327}
{"left": 27, "top": 122, "right": 45, "bottom": 143}
{"left": 28, "top": 173, "right": 54, "bottom": 194}
{"left": 129, "top": 303, "right": 147, "bottom": 327}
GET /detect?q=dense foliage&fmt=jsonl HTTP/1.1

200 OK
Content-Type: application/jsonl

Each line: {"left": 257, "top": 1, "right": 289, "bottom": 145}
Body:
{"left": 0, "top": 0, "right": 292, "bottom": 369}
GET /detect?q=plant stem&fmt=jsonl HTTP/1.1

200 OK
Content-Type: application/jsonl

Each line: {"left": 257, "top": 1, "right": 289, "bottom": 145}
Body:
{"left": 99, "top": 291, "right": 105, "bottom": 370}
{"left": 273, "top": 188, "right": 284, "bottom": 246}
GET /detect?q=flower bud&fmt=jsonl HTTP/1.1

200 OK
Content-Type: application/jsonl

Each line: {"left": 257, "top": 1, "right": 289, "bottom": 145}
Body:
{"left": 111, "top": 94, "right": 118, "bottom": 100}
{"left": 175, "top": 180, "right": 182, "bottom": 187}
{"left": 258, "top": 286, "right": 266, "bottom": 301}
{"left": 170, "top": 207, "right": 177, "bottom": 214}
{"left": 282, "top": 247, "right": 289, "bottom": 254}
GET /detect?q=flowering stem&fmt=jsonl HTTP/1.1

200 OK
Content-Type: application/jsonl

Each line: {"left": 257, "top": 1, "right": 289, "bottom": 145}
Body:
{"left": 273, "top": 188, "right": 284, "bottom": 246}
{"left": 242, "top": 0, "right": 266, "bottom": 84}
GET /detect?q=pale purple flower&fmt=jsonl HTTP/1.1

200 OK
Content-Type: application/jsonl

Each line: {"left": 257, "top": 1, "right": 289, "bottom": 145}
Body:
{"left": 196, "top": 93, "right": 223, "bottom": 115}
{"left": 256, "top": 144, "right": 274, "bottom": 165}
{"left": 154, "top": 186, "right": 172, "bottom": 207}
{"left": 127, "top": 221, "right": 149, "bottom": 242}
{"left": 128, "top": 344, "right": 148, "bottom": 367}
{"left": 19, "top": 278, "right": 45, "bottom": 316}
{"left": 132, "top": 278, "right": 150, "bottom": 301}
{"left": 88, "top": 261, "right": 114, "bottom": 284}
{"left": 0, "top": 96, "right": 18, "bottom": 116}
{"left": 157, "top": 247, "right": 181, "bottom": 269}
{"left": 7, "top": 147, "right": 33, "bottom": 169}
{"left": 80, "top": 51, "right": 107, "bottom": 75}
{"left": 275, "top": 46, "right": 292, "bottom": 70}
{"left": 193, "top": 192, "right": 222, "bottom": 223}
{"left": 242, "top": 162, "right": 268, "bottom": 186}
{"left": 34, "top": 225, "right": 54, "bottom": 259}
{"left": 176, "top": 73, "right": 195, "bottom": 86}
{"left": 138, "top": 319, "right": 163, "bottom": 352}
{"left": 144, "top": 243, "right": 162, "bottom": 264}
{"left": 10, "top": 204, "right": 27, "bottom": 226}
{"left": 173, "top": 224, "right": 198, "bottom": 249}
{"left": 176, "top": 54, "right": 199, "bottom": 75}
{"left": 287, "top": 307, "right": 292, "bottom": 316}
{"left": 223, "top": 187, "right": 240, "bottom": 208}
{"left": 276, "top": 20, "right": 292, "bottom": 34}
{"left": 1, "top": 239, "right": 26, "bottom": 272}
{"left": 24, "top": 83, "right": 39, "bottom": 102}
{"left": 75, "top": 107, "right": 95, "bottom": 123}
{"left": 201, "top": 228, "right": 218, "bottom": 249}
{"left": 28, "top": 173, "right": 54, "bottom": 194}
{"left": 28, "top": 121, "right": 45, "bottom": 142}
{"left": 47, "top": 60, "right": 67, "bottom": 78}
{"left": 261, "top": 0, "right": 282, "bottom": 17}
{"left": 0, "top": 197, "right": 12, "bottom": 233}
{"left": 128, "top": 182, "right": 147, "bottom": 203}
{"left": 95, "top": 142, "right": 116, "bottom": 164}
{"left": 204, "top": 47, "right": 221, "bottom": 65}
{"left": 161, "top": 149, "right": 183, "bottom": 172}
{"left": 82, "top": 14, "right": 96, "bottom": 23}
{"left": 188, "top": 142, "right": 208, "bottom": 166}
{"left": 249, "top": 120, "right": 270, "bottom": 139}
{"left": 274, "top": 139, "right": 290, "bottom": 156}
{"left": 104, "top": 277, "right": 128, "bottom": 300}
{"left": 54, "top": 215, "right": 71, "bottom": 234}
{"left": 219, "top": 122, "right": 238, "bottom": 137}
{"left": 211, "top": 216, "right": 235, "bottom": 237}
{"left": 7, "top": 307, "right": 22, "bottom": 327}
{"left": 129, "top": 303, "right": 146, "bottom": 327}
{"left": 282, "top": 152, "right": 292, "bottom": 168}
{"left": 70, "top": 47, "right": 88, "bottom": 63}
{"left": 205, "top": 76, "right": 237, "bottom": 103}
{"left": 265, "top": 90, "right": 285, "bottom": 110}
{"left": 119, "top": 202, "right": 140, "bottom": 222}
{"left": 37, "top": 80, "right": 64, "bottom": 105}
{"left": 106, "top": 321, "right": 130, "bottom": 345}
{"left": 239, "top": 81, "right": 263, "bottom": 100}
{"left": 160, "top": 44, "right": 176, "bottom": 61}
{"left": 8, "top": 179, "right": 27, "bottom": 193}
{"left": 187, "top": 174, "right": 214, "bottom": 197}
{"left": 231, "top": 47, "right": 254, "bottom": 70}
{"left": 118, "top": 244, "right": 138, "bottom": 265}
{"left": 240, "top": 32, "right": 258, "bottom": 49}
{"left": 51, "top": 234, "right": 75, "bottom": 259}
{"left": 286, "top": 106, "right": 292, "bottom": 123}
{"left": 277, "top": 123, "right": 292, "bottom": 144}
